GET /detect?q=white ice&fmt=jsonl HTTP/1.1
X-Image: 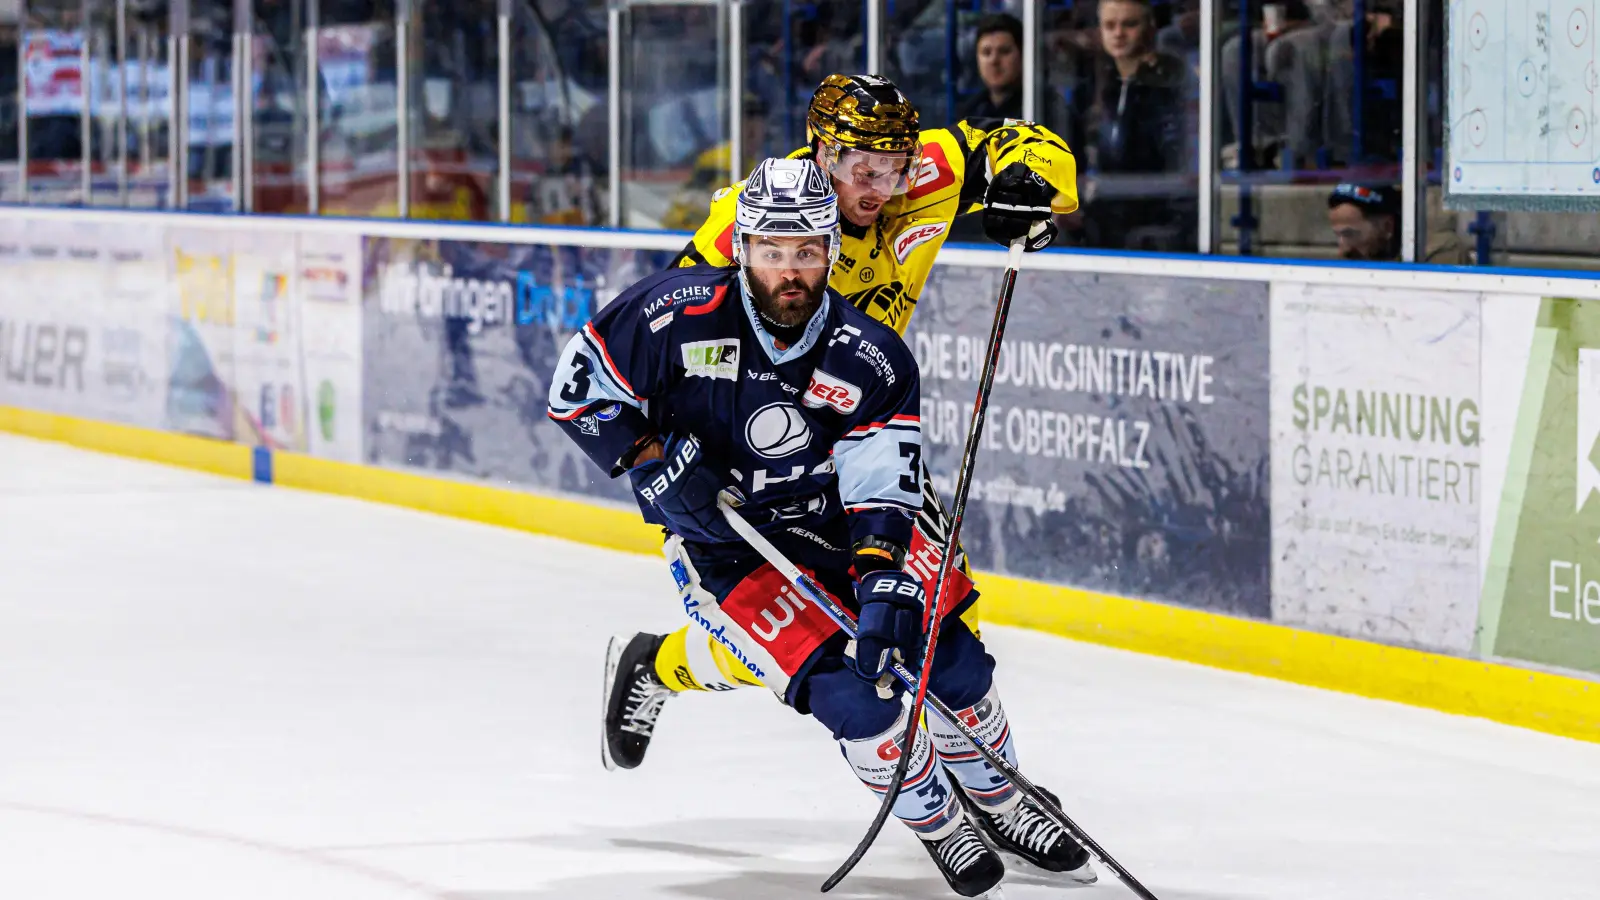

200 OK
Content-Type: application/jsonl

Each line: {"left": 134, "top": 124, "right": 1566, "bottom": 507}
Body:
{"left": 1, "top": 431, "right": 1597, "bottom": 900}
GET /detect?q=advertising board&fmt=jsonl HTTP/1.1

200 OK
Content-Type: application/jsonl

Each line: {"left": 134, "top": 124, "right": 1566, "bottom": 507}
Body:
{"left": 1479, "top": 295, "right": 1600, "bottom": 675}
{"left": 0, "top": 217, "right": 168, "bottom": 429}
{"left": 1271, "top": 283, "right": 1483, "bottom": 653}
{"left": 362, "top": 236, "right": 676, "bottom": 502}
{"left": 908, "top": 267, "right": 1273, "bottom": 616}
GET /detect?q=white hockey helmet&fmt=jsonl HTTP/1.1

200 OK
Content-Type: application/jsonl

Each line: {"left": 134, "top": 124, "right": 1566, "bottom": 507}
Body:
{"left": 731, "top": 158, "right": 841, "bottom": 271}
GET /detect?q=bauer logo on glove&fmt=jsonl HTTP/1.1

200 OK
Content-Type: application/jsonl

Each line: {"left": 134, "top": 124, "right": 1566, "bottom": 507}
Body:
{"left": 628, "top": 433, "right": 742, "bottom": 544}
{"left": 852, "top": 568, "right": 926, "bottom": 681}
{"left": 636, "top": 434, "right": 702, "bottom": 504}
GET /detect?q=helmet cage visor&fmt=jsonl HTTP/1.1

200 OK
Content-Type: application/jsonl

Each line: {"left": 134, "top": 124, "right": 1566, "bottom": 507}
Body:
{"left": 737, "top": 232, "right": 837, "bottom": 270}
{"left": 817, "top": 143, "right": 922, "bottom": 196}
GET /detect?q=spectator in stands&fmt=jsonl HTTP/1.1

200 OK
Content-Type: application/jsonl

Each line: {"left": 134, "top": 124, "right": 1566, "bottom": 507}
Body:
{"left": 1327, "top": 183, "right": 1400, "bottom": 260}
{"left": 1075, "top": 0, "right": 1193, "bottom": 251}
{"left": 1327, "top": 183, "right": 1467, "bottom": 264}
{"left": 960, "top": 14, "right": 1025, "bottom": 120}
{"left": 959, "top": 14, "right": 1070, "bottom": 126}
{"left": 1156, "top": 0, "right": 1202, "bottom": 58}
{"left": 1220, "top": 0, "right": 1318, "bottom": 169}
{"left": 948, "top": 13, "right": 1077, "bottom": 246}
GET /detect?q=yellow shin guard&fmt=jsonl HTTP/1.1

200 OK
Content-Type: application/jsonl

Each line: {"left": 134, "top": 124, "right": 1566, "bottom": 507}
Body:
{"left": 654, "top": 625, "right": 766, "bottom": 692}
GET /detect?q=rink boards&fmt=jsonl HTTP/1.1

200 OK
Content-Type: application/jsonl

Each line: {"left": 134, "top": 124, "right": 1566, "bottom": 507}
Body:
{"left": 0, "top": 205, "right": 1595, "bottom": 742}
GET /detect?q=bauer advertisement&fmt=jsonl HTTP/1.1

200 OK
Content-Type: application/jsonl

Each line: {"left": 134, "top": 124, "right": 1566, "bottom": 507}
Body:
{"left": 1478, "top": 295, "right": 1600, "bottom": 676}
{"left": 0, "top": 218, "right": 169, "bottom": 429}
{"left": 361, "top": 236, "right": 677, "bottom": 500}
{"left": 1270, "top": 284, "right": 1483, "bottom": 654}
{"left": 907, "top": 267, "right": 1272, "bottom": 617}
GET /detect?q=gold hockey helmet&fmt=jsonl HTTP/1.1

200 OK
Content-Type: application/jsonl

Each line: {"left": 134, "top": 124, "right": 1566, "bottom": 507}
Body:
{"left": 806, "top": 74, "right": 921, "bottom": 195}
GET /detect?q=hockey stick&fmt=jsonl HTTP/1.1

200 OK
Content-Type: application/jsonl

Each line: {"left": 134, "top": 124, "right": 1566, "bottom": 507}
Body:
{"left": 719, "top": 501, "right": 1161, "bottom": 900}
{"left": 818, "top": 234, "right": 1029, "bottom": 891}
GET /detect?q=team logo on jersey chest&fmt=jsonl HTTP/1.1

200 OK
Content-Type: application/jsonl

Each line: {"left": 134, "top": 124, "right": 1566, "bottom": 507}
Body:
{"left": 745, "top": 402, "right": 812, "bottom": 459}
{"left": 803, "top": 369, "right": 861, "bottom": 413}
{"left": 682, "top": 339, "right": 739, "bottom": 380}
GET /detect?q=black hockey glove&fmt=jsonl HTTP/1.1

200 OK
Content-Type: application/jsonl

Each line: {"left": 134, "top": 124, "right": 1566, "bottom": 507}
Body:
{"left": 851, "top": 570, "right": 925, "bottom": 682}
{"left": 628, "top": 433, "right": 741, "bottom": 544}
{"left": 983, "top": 161, "right": 1058, "bottom": 252}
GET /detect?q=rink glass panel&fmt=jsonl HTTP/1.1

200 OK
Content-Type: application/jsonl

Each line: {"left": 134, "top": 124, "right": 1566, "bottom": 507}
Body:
{"left": 123, "top": 0, "right": 173, "bottom": 208}
{"left": 316, "top": 0, "right": 398, "bottom": 217}
{"left": 406, "top": 0, "right": 500, "bottom": 222}
{"left": 251, "top": 0, "right": 310, "bottom": 214}
{"left": 507, "top": 0, "right": 607, "bottom": 227}
{"left": 0, "top": 3, "right": 19, "bottom": 201}
{"left": 616, "top": 3, "right": 726, "bottom": 230}
{"left": 879, "top": 0, "right": 987, "bottom": 131}
{"left": 1214, "top": 0, "right": 1407, "bottom": 261}
{"left": 1050, "top": 0, "right": 1199, "bottom": 254}
{"left": 188, "top": 0, "right": 236, "bottom": 211}
{"left": 722, "top": 0, "right": 866, "bottom": 235}
{"left": 23, "top": 0, "right": 85, "bottom": 205}
{"left": 0, "top": 0, "right": 1593, "bottom": 272}
{"left": 1441, "top": 0, "right": 1600, "bottom": 272}
{"left": 84, "top": 0, "right": 119, "bottom": 207}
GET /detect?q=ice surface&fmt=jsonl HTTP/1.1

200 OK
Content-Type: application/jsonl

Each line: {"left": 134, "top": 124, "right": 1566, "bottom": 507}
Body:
{"left": 1, "top": 432, "right": 1597, "bottom": 900}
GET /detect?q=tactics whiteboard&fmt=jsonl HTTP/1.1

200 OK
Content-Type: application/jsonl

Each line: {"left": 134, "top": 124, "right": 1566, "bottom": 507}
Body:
{"left": 1448, "top": 1, "right": 1600, "bottom": 210}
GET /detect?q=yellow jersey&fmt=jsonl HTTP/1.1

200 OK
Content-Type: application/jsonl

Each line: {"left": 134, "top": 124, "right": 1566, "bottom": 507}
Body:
{"left": 673, "top": 119, "right": 1079, "bottom": 336}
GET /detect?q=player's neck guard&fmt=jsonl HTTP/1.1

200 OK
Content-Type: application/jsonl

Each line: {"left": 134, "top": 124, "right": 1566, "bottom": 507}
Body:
{"left": 738, "top": 279, "right": 833, "bottom": 366}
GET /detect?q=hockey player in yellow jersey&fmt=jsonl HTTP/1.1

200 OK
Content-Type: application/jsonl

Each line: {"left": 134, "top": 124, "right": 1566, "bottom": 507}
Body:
{"left": 603, "top": 74, "right": 1081, "bottom": 834}
{"left": 673, "top": 74, "right": 1078, "bottom": 333}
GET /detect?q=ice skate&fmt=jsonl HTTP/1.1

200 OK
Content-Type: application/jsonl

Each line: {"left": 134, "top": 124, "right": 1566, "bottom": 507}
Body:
{"left": 601, "top": 632, "right": 672, "bottom": 771}
{"left": 920, "top": 812, "right": 1007, "bottom": 898}
{"left": 964, "top": 785, "right": 1097, "bottom": 885}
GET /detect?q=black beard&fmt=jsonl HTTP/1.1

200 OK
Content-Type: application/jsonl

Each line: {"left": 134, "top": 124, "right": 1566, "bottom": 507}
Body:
{"left": 757, "top": 307, "right": 809, "bottom": 345}
{"left": 749, "top": 273, "right": 824, "bottom": 341}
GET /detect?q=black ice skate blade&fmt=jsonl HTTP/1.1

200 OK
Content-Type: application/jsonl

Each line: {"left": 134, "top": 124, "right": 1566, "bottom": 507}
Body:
{"left": 600, "top": 635, "right": 626, "bottom": 772}
{"left": 994, "top": 852, "right": 1099, "bottom": 890}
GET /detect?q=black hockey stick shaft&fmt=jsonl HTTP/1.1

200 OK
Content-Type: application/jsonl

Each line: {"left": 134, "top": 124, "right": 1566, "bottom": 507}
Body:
{"left": 823, "top": 236, "right": 1027, "bottom": 892}
{"left": 720, "top": 502, "right": 1161, "bottom": 900}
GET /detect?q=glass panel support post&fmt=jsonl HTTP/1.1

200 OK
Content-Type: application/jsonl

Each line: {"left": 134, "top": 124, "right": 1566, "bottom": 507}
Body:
{"left": 396, "top": 0, "right": 409, "bottom": 217}
{"left": 1401, "top": 0, "right": 1421, "bottom": 262}
{"left": 119, "top": 0, "right": 130, "bottom": 203}
{"left": 1021, "top": 0, "right": 1036, "bottom": 121}
{"left": 728, "top": 0, "right": 741, "bottom": 188}
{"left": 171, "top": 0, "right": 190, "bottom": 209}
{"left": 306, "top": 0, "right": 319, "bottom": 213}
{"left": 606, "top": 0, "right": 621, "bottom": 227}
{"left": 1197, "top": 0, "right": 1218, "bottom": 253}
{"left": 496, "top": 0, "right": 510, "bottom": 221}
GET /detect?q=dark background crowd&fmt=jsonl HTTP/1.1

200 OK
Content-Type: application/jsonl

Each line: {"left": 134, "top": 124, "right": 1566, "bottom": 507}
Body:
{"left": 0, "top": 0, "right": 1584, "bottom": 266}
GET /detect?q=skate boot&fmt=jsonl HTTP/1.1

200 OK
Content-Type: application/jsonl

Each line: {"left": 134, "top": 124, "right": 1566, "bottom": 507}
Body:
{"left": 920, "top": 812, "right": 1007, "bottom": 898}
{"left": 964, "top": 785, "right": 1097, "bottom": 884}
{"left": 601, "top": 633, "right": 673, "bottom": 771}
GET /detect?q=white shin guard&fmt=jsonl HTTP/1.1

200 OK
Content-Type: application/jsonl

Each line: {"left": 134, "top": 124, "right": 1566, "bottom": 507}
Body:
{"left": 840, "top": 706, "right": 963, "bottom": 840}
{"left": 926, "top": 684, "right": 1021, "bottom": 814}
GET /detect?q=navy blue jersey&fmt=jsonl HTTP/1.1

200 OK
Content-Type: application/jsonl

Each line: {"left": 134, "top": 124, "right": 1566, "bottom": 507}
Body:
{"left": 548, "top": 265, "right": 922, "bottom": 550}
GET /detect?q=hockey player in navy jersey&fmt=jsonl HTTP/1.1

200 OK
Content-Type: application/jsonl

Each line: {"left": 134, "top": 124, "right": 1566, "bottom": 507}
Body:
{"left": 548, "top": 158, "right": 1090, "bottom": 897}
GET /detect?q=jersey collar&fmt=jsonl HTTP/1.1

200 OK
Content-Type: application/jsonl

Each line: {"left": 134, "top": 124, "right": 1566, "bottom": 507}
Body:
{"left": 740, "top": 281, "right": 833, "bottom": 365}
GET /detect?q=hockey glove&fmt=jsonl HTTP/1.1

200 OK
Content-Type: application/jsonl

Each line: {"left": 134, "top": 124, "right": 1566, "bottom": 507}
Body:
{"left": 628, "top": 433, "right": 741, "bottom": 544}
{"left": 983, "top": 161, "right": 1058, "bottom": 252}
{"left": 851, "top": 570, "right": 925, "bottom": 682}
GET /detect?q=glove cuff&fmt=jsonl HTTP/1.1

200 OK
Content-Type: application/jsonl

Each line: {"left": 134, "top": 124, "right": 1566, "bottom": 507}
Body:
{"left": 853, "top": 535, "right": 907, "bottom": 576}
